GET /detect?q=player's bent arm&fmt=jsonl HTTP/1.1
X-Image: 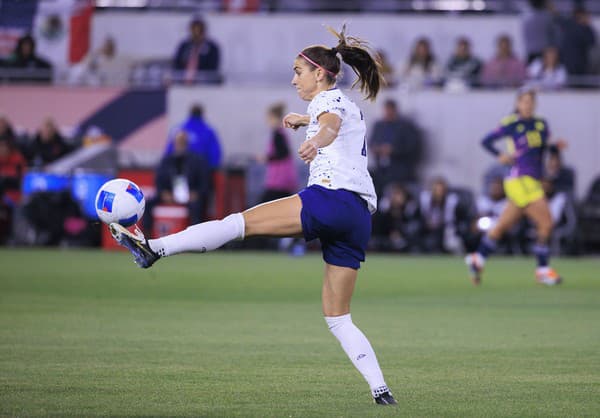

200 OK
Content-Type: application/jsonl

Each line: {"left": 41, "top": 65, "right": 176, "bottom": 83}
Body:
{"left": 298, "top": 113, "right": 341, "bottom": 163}
{"left": 283, "top": 113, "right": 310, "bottom": 129}
{"left": 481, "top": 128, "right": 504, "bottom": 156}
{"left": 311, "top": 112, "right": 341, "bottom": 148}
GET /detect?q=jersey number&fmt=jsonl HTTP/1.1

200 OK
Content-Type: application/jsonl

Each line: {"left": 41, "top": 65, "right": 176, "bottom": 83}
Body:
{"left": 526, "top": 131, "right": 542, "bottom": 148}
{"left": 361, "top": 137, "right": 367, "bottom": 156}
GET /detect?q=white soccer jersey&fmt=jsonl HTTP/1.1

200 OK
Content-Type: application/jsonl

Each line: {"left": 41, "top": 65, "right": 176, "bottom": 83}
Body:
{"left": 305, "top": 88, "right": 377, "bottom": 213}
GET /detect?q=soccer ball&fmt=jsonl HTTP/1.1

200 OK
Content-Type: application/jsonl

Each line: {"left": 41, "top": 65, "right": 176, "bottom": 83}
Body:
{"left": 95, "top": 178, "right": 145, "bottom": 227}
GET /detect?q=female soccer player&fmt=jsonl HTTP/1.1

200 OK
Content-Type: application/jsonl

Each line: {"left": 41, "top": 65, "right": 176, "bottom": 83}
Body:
{"left": 465, "top": 88, "right": 562, "bottom": 286}
{"left": 111, "top": 26, "right": 397, "bottom": 405}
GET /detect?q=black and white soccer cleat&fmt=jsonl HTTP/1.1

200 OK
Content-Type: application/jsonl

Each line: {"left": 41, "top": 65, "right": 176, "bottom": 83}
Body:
{"left": 374, "top": 390, "right": 398, "bottom": 405}
{"left": 109, "top": 223, "right": 159, "bottom": 269}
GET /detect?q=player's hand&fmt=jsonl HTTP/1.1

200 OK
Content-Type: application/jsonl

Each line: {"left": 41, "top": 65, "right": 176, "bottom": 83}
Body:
{"left": 283, "top": 113, "right": 308, "bottom": 130}
{"left": 298, "top": 140, "right": 318, "bottom": 164}
{"left": 498, "top": 153, "right": 514, "bottom": 165}
{"left": 554, "top": 138, "right": 568, "bottom": 150}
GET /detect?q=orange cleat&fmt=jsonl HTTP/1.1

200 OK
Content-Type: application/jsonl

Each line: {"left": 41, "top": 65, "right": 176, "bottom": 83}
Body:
{"left": 535, "top": 267, "right": 563, "bottom": 286}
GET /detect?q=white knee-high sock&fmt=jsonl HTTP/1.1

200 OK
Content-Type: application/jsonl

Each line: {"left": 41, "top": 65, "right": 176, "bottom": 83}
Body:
{"left": 325, "top": 314, "right": 389, "bottom": 397}
{"left": 148, "top": 213, "right": 245, "bottom": 257}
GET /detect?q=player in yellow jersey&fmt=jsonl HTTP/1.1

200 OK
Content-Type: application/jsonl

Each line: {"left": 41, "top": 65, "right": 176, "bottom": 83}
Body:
{"left": 465, "top": 88, "right": 562, "bottom": 286}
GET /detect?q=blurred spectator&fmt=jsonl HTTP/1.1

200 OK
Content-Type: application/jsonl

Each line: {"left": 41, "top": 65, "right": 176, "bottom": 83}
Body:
{"left": 0, "top": 135, "right": 26, "bottom": 243}
{"left": 165, "top": 104, "right": 222, "bottom": 172}
{"left": 173, "top": 17, "right": 221, "bottom": 84}
{"left": 522, "top": 0, "right": 560, "bottom": 63}
{"left": 399, "top": 37, "right": 442, "bottom": 88}
{"left": 81, "top": 126, "right": 111, "bottom": 148}
{"left": 25, "top": 118, "right": 71, "bottom": 167}
{"left": 369, "top": 99, "right": 424, "bottom": 194}
{"left": 71, "top": 37, "right": 132, "bottom": 86}
{"left": 482, "top": 35, "right": 527, "bottom": 88}
{"left": 375, "top": 49, "right": 396, "bottom": 87}
{"left": 475, "top": 176, "right": 507, "bottom": 222}
{"left": 527, "top": 46, "right": 567, "bottom": 90}
{"left": 556, "top": 6, "right": 597, "bottom": 78}
{"left": 145, "top": 130, "right": 211, "bottom": 235}
{"left": 589, "top": 43, "right": 600, "bottom": 75}
{"left": 372, "top": 183, "right": 421, "bottom": 252}
{"left": 540, "top": 177, "right": 577, "bottom": 254}
{"left": 1, "top": 34, "right": 52, "bottom": 83}
{"left": 545, "top": 144, "right": 575, "bottom": 195}
{"left": 261, "top": 103, "right": 298, "bottom": 202}
{"left": 418, "top": 177, "right": 467, "bottom": 253}
{"left": 0, "top": 116, "right": 16, "bottom": 143}
{"left": 445, "top": 37, "right": 482, "bottom": 88}
{"left": 22, "top": 190, "right": 89, "bottom": 246}
{"left": 462, "top": 176, "right": 526, "bottom": 254}
{"left": 578, "top": 175, "right": 600, "bottom": 252}
{"left": 0, "top": 137, "right": 27, "bottom": 202}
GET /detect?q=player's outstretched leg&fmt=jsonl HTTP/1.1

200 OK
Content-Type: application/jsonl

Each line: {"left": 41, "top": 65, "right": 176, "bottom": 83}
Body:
{"left": 322, "top": 264, "right": 396, "bottom": 405}
{"left": 111, "top": 196, "right": 302, "bottom": 268}
{"left": 110, "top": 212, "right": 245, "bottom": 268}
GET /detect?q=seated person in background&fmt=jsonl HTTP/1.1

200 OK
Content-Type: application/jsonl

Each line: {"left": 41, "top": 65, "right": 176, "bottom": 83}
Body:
{"left": 445, "top": 37, "right": 482, "bottom": 87}
{"left": 399, "top": 37, "right": 442, "bottom": 88}
{"left": 72, "top": 36, "right": 132, "bottom": 86}
{"left": 418, "top": 177, "right": 468, "bottom": 253}
{"left": 465, "top": 176, "right": 520, "bottom": 254}
{"left": 172, "top": 17, "right": 221, "bottom": 84}
{"left": 0, "top": 116, "right": 16, "bottom": 143}
{"left": 0, "top": 135, "right": 26, "bottom": 243}
{"left": 482, "top": 34, "right": 526, "bottom": 88}
{"left": 545, "top": 143, "right": 575, "bottom": 195}
{"left": 527, "top": 46, "right": 567, "bottom": 90}
{"left": 476, "top": 176, "right": 507, "bottom": 222}
{"left": 372, "top": 183, "right": 421, "bottom": 252}
{"left": 81, "top": 125, "right": 112, "bottom": 148}
{"left": 144, "top": 130, "right": 210, "bottom": 236}
{"left": 540, "top": 177, "right": 577, "bottom": 254}
{"left": 25, "top": 118, "right": 71, "bottom": 166}
{"left": 375, "top": 49, "right": 396, "bottom": 87}
{"left": 3, "top": 34, "right": 52, "bottom": 82}
{"left": 0, "top": 137, "right": 27, "bottom": 203}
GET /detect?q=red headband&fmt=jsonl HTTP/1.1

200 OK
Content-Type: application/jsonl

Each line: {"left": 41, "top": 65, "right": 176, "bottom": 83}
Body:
{"left": 299, "top": 52, "right": 337, "bottom": 77}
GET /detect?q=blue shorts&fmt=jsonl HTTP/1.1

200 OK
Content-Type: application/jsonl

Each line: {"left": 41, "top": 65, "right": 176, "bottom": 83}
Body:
{"left": 298, "top": 185, "right": 371, "bottom": 270}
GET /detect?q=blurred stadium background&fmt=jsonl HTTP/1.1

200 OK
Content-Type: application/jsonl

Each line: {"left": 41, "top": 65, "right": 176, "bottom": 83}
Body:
{"left": 1, "top": 1, "right": 600, "bottom": 416}
{"left": 0, "top": 0, "right": 599, "bottom": 253}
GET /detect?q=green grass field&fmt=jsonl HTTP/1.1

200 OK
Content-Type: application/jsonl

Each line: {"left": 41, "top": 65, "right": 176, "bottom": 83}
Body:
{"left": 0, "top": 249, "right": 599, "bottom": 417}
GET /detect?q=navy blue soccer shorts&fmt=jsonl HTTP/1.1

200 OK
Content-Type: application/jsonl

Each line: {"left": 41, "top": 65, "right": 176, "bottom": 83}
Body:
{"left": 298, "top": 185, "right": 372, "bottom": 270}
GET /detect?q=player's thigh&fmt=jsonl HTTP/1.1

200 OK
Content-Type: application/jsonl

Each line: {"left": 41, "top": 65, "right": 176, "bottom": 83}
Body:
{"left": 242, "top": 194, "right": 303, "bottom": 237}
{"left": 523, "top": 198, "right": 553, "bottom": 229}
{"left": 491, "top": 201, "right": 523, "bottom": 237}
{"left": 322, "top": 263, "right": 358, "bottom": 317}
